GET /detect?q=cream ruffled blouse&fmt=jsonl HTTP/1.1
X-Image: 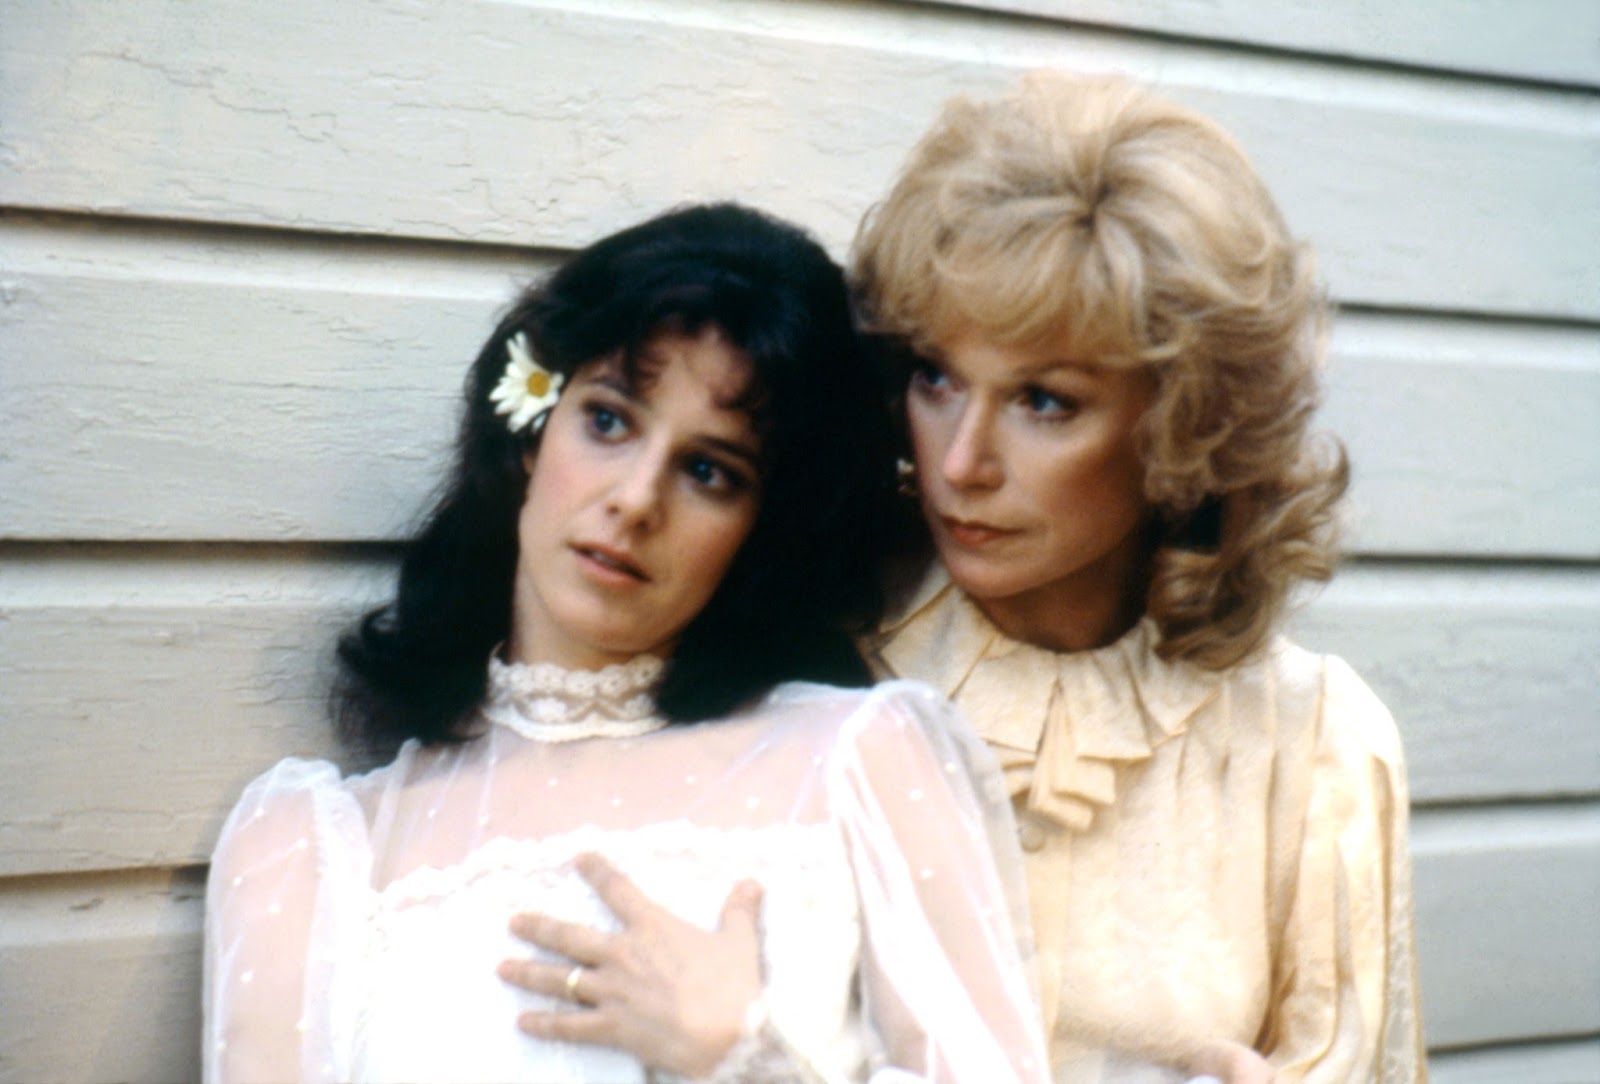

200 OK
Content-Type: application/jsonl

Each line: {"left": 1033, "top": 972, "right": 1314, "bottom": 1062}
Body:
{"left": 867, "top": 568, "right": 1427, "bottom": 1083}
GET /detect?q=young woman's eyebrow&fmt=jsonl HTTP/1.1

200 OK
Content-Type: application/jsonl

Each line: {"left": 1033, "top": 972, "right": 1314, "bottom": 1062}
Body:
{"left": 573, "top": 366, "right": 637, "bottom": 399}
{"left": 697, "top": 433, "right": 762, "bottom": 472}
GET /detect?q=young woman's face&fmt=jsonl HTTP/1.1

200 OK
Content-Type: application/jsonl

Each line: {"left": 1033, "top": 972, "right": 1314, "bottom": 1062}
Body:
{"left": 509, "top": 328, "right": 763, "bottom": 670}
{"left": 905, "top": 324, "right": 1155, "bottom": 648}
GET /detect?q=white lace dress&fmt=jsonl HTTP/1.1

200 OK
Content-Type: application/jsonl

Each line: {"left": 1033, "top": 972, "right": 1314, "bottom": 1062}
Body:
{"left": 203, "top": 658, "right": 1050, "bottom": 1084}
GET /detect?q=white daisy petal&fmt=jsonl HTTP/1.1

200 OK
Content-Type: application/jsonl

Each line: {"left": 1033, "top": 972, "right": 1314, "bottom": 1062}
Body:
{"left": 492, "top": 333, "right": 563, "bottom": 432}
{"left": 506, "top": 333, "right": 535, "bottom": 371}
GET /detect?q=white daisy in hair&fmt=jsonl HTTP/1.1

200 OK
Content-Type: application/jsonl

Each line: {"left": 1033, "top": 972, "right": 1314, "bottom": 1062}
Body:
{"left": 490, "top": 331, "right": 564, "bottom": 433}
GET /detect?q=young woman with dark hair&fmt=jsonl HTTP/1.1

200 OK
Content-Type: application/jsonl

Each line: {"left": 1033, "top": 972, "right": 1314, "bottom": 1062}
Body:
{"left": 203, "top": 203, "right": 1049, "bottom": 1083}
{"left": 335, "top": 201, "right": 893, "bottom": 753}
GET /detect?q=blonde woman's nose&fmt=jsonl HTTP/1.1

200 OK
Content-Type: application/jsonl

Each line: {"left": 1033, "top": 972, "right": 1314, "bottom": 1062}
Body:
{"left": 939, "top": 405, "right": 1004, "bottom": 490}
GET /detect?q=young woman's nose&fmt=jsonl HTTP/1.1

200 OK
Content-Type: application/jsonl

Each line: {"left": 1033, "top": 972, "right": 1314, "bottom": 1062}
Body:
{"left": 606, "top": 448, "right": 668, "bottom": 529}
{"left": 939, "top": 403, "right": 1004, "bottom": 490}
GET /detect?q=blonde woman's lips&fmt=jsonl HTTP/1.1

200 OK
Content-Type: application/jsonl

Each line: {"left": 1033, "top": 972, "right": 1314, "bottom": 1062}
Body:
{"left": 572, "top": 543, "right": 650, "bottom": 583}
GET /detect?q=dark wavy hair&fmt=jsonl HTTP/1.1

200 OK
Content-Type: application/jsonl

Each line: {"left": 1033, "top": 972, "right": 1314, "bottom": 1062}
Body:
{"left": 338, "top": 203, "right": 897, "bottom": 755}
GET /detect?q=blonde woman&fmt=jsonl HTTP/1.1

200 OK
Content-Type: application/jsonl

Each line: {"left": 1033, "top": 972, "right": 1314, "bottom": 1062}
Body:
{"left": 847, "top": 72, "right": 1424, "bottom": 1082}
{"left": 504, "top": 76, "right": 1426, "bottom": 1083}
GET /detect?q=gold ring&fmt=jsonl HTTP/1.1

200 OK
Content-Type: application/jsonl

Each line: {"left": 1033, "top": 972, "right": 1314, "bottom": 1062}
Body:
{"left": 564, "top": 964, "right": 585, "bottom": 1001}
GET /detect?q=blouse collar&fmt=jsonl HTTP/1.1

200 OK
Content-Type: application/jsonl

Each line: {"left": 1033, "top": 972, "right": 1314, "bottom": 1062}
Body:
{"left": 873, "top": 566, "right": 1223, "bottom": 832}
{"left": 481, "top": 654, "right": 668, "bottom": 743}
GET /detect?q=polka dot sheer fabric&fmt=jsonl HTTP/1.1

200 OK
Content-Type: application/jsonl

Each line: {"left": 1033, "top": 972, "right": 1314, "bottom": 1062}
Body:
{"left": 203, "top": 666, "right": 1049, "bottom": 1083}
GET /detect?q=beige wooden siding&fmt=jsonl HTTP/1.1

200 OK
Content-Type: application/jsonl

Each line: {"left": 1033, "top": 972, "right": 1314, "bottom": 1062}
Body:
{"left": 2, "top": 1, "right": 1596, "bottom": 1081}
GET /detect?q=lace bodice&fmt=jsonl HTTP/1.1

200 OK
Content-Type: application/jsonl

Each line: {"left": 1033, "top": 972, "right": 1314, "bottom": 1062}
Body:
{"left": 204, "top": 670, "right": 1049, "bottom": 1083}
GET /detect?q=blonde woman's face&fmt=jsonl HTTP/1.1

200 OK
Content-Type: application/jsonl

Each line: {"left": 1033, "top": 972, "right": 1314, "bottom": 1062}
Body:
{"left": 906, "top": 326, "right": 1155, "bottom": 649}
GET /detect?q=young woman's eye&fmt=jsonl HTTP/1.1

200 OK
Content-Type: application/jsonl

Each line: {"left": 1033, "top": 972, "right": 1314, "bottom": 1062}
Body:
{"left": 1022, "top": 386, "right": 1078, "bottom": 420}
{"left": 683, "top": 455, "right": 751, "bottom": 497}
{"left": 583, "top": 402, "right": 630, "bottom": 440}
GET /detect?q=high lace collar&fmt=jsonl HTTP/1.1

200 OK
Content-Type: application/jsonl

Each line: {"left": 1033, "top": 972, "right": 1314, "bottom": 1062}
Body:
{"left": 872, "top": 566, "right": 1223, "bottom": 832}
{"left": 481, "top": 654, "right": 668, "bottom": 743}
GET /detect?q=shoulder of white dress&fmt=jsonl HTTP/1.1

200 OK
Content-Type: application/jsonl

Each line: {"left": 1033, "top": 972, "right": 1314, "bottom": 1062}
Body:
{"left": 761, "top": 678, "right": 939, "bottom": 706}
{"left": 842, "top": 680, "right": 964, "bottom": 745}
{"left": 862, "top": 677, "right": 952, "bottom": 713}
{"left": 760, "top": 679, "right": 869, "bottom": 707}
{"left": 222, "top": 754, "right": 370, "bottom": 840}
{"left": 210, "top": 757, "right": 338, "bottom": 866}
{"left": 238, "top": 755, "right": 345, "bottom": 801}
{"left": 759, "top": 679, "right": 955, "bottom": 737}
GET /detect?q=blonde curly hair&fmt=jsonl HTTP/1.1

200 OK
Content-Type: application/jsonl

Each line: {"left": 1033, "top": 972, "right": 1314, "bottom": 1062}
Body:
{"left": 852, "top": 71, "right": 1348, "bottom": 668}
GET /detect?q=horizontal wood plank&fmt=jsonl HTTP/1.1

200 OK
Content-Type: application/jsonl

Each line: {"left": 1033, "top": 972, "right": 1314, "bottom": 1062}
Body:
{"left": 1430, "top": 1037, "right": 1600, "bottom": 1083}
{"left": 941, "top": 0, "right": 1600, "bottom": 87}
{"left": 5, "top": 218, "right": 1596, "bottom": 556}
{"left": 1, "top": 0, "right": 1595, "bottom": 318}
{"left": 1320, "top": 314, "right": 1600, "bottom": 560}
{"left": 1411, "top": 803, "right": 1600, "bottom": 1047}
{"left": 1, "top": 804, "right": 1593, "bottom": 1078}
{"left": 0, "top": 553, "right": 373, "bottom": 877}
{"left": 2, "top": 553, "right": 1595, "bottom": 876}
{"left": 0, "top": 868, "right": 204, "bottom": 1084}
{"left": 0, "top": 216, "right": 532, "bottom": 541}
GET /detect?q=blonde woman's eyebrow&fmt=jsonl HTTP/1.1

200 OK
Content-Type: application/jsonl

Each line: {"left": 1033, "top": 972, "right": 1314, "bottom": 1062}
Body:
{"left": 1015, "top": 358, "right": 1113, "bottom": 383}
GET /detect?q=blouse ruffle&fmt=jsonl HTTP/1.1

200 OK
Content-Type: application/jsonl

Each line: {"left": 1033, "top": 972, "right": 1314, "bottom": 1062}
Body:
{"left": 877, "top": 570, "right": 1220, "bottom": 833}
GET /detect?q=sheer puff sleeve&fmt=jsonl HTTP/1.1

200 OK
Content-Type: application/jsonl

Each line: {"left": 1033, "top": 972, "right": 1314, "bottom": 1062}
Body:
{"left": 827, "top": 680, "right": 1050, "bottom": 1084}
{"left": 203, "top": 757, "right": 372, "bottom": 1084}
{"left": 1264, "top": 656, "right": 1427, "bottom": 1083}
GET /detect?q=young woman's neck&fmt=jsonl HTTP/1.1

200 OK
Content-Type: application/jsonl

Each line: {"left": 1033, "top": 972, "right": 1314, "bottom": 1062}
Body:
{"left": 503, "top": 625, "right": 661, "bottom": 673}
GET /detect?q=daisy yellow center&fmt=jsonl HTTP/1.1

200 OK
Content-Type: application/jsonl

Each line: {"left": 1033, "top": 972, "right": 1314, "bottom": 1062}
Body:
{"left": 526, "top": 371, "right": 552, "bottom": 397}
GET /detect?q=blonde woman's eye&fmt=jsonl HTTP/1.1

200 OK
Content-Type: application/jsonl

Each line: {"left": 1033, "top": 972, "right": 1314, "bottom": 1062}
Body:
{"left": 909, "top": 362, "right": 951, "bottom": 395}
{"left": 1024, "top": 387, "right": 1077, "bottom": 419}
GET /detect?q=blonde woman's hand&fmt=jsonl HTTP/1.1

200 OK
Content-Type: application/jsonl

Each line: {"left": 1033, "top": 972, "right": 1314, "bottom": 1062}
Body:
{"left": 497, "top": 852, "right": 765, "bottom": 1079}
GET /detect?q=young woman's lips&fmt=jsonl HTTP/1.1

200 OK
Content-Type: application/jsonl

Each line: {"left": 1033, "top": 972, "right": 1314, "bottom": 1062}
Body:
{"left": 572, "top": 543, "right": 650, "bottom": 584}
{"left": 941, "top": 516, "right": 1014, "bottom": 548}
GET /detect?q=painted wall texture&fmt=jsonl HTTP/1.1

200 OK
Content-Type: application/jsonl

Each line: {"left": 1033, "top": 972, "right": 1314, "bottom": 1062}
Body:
{"left": 2, "top": 1, "right": 1597, "bottom": 1080}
